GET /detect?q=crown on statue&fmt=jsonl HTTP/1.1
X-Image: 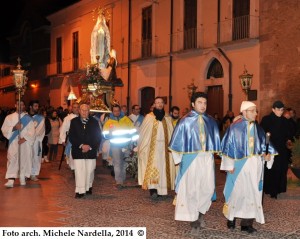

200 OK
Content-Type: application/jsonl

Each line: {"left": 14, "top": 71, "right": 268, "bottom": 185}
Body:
{"left": 92, "top": 7, "right": 111, "bottom": 22}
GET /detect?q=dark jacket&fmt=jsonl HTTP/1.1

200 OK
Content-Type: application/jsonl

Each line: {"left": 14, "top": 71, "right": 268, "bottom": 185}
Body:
{"left": 69, "top": 116, "right": 101, "bottom": 159}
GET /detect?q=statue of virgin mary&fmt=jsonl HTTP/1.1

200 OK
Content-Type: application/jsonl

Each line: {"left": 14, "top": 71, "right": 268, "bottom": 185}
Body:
{"left": 90, "top": 14, "right": 111, "bottom": 68}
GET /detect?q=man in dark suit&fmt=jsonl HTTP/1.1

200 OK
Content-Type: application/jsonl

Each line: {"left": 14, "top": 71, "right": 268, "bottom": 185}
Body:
{"left": 260, "top": 100, "right": 293, "bottom": 199}
{"left": 68, "top": 104, "right": 101, "bottom": 198}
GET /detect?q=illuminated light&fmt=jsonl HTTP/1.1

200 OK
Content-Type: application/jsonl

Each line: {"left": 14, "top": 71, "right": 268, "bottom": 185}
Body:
{"left": 129, "top": 128, "right": 137, "bottom": 134}
{"left": 131, "top": 135, "right": 139, "bottom": 141}
{"left": 68, "top": 90, "right": 77, "bottom": 100}
{"left": 112, "top": 129, "right": 134, "bottom": 136}
{"left": 110, "top": 138, "right": 131, "bottom": 144}
{"left": 31, "top": 83, "right": 37, "bottom": 88}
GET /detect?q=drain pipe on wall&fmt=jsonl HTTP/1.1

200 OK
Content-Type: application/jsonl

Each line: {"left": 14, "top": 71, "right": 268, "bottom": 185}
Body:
{"left": 168, "top": 0, "right": 174, "bottom": 110}
{"left": 217, "top": 0, "right": 232, "bottom": 111}
{"left": 127, "top": 0, "right": 132, "bottom": 109}
{"left": 218, "top": 48, "right": 232, "bottom": 111}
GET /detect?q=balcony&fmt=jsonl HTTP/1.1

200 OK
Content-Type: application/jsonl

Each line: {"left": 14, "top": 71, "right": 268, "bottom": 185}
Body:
{"left": 218, "top": 15, "right": 259, "bottom": 43}
{"left": 131, "top": 36, "right": 170, "bottom": 61}
{"left": 171, "top": 27, "right": 204, "bottom": 53}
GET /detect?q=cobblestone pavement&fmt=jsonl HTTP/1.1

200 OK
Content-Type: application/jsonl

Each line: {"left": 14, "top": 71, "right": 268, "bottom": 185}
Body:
{"left": 0, "top": 142, "right": 300, "bottom": 238}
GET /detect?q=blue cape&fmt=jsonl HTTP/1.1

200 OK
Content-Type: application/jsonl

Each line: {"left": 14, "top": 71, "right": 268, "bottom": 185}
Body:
{"left": 221, "top": 117, "right": 277, "bottom": 159}
{"left": 169, "top": 110, "right": 221, "bottom": 153}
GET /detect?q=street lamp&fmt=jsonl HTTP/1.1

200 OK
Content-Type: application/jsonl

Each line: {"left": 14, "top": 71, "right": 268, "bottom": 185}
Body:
{"left": 67, "top": 76, "right": 77, "bottom": 104}
{"left": 12, "top": 57, "right": 28, "bottom": 175}
{"left": 68, "top": 89, "right": 77, "bottom": 101}
{"left": 239, "top": 65, "right": 253, "bottom": 99}
{"left": 187, "top": 79, "right": 198, "bottom": 99}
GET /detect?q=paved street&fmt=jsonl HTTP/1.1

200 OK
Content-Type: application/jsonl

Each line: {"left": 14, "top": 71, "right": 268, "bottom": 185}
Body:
{"left": 0, "top": 141, "right": 300, "bottom": 239}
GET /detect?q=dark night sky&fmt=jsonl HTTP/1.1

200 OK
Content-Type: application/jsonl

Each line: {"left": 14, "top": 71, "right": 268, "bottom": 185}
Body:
{"left": 0, "top": 0, "right": 79, "bottom": 62}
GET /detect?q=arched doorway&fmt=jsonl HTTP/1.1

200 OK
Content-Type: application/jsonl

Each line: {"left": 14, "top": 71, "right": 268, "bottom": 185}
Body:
{"left": 140, "top": 87, "right": 155, "bottom": 115}
{"left": 206, "top": 58, "right": 224, "bottom": 118}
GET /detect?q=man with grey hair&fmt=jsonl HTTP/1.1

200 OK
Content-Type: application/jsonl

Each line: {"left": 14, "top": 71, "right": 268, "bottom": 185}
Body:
{"left": 59, "top": 102, "right": 80, "bottom": 171}
{"left": 68, "top": 104, "right": 101, "bottom": 198}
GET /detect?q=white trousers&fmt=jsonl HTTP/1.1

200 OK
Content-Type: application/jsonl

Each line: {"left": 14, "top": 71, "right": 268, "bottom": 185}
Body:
{"left": 74, "top": 159, "right": 96, "bottom": 194}
{"left": 31, "top": 140, "right": 42, "bottom": 176}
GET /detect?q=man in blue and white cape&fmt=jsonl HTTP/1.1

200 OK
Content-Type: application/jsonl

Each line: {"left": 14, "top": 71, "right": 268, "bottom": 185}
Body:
{"left": 169, "top": 92, "right": 221, "bottom": 235}
{"left": 28, "top": 100, "right": 45, "bottom": 181}
{"left": 220, "top": 101, "right": 277, "bottom": 234}
{"left": 1, "top": 100, "right": 35, "bottom": 187}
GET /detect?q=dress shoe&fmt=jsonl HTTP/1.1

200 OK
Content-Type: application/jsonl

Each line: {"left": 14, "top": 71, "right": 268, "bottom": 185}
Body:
{"left": 20, "top": 177, "right": 26, "bottom": 186}
{"left": 75, "top": 193, "right": 85, "bottom": 199}
{"left": 190, "top": 220, "right": 200, "bottom": 229}
{"left": 241, "top": 225, "right": 257, "bottom": 233}
{"left": 151, "top": 192, "right": 158, "bottom": 200}
{"left": 115, "top": 184, "right": 124, "bottom": 190}
{"left": 30, "top": 175, "right": 39, "bottom": 181}
{"left": 270, "top": 194, "right": 277, "bottom": 199}
{"left": 86, "top": 187, "right": 92, "bottom": 195}
{"left": 190, "top": 226, "right": 200, "bottom": 236}
{"left": 4, "top": 180, "right": 14, "bottom": 188}
{"left": 198, "top": 213, "right": 206, "bottom": 228}
{"left": 227, "top": 219, "right": 236, "bottom": 230}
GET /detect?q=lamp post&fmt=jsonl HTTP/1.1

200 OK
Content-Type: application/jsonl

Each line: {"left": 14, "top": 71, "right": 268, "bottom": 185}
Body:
{"left": 12, "top": 57, "right": 28, "bottom": 175}
{"left": 187, "top": 79, "right": 198, "bottom": 99}
{"left": 239, "top": 65, "right": 253, "bottom": 99}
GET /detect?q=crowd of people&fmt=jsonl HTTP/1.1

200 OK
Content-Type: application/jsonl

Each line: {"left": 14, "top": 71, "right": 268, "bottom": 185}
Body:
{"left": 0, "top": 94, "right": 299, "bottom": 236}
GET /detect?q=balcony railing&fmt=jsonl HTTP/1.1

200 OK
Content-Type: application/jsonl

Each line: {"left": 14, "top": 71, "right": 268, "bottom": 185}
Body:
{"left": 184, "top": 28, "right": 197, "bottom": 50}
{"left": 171, "top": 27, "right": 204, "bottom": 52}
{"left": 218, "top": 15, "right": 259, "bottom": 43}
{"left": 131, "top": 36, "right": 169, "bottom": 60}
{"left": 232, "top": 15, "right": 249, "bottom": 40}
{"left": 142, "top": 39, "right": 152, "bottom": 58}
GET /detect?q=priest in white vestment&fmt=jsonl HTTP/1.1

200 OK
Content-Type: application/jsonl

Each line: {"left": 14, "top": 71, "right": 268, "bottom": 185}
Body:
{"left": 220, "top": 101, "right": 277, "bottom": 234}
{"left": 138, "top": 97, "right": 175, "bottom": 199}
{"left": 169, "top": 92, "right": 221, "bottom": 235}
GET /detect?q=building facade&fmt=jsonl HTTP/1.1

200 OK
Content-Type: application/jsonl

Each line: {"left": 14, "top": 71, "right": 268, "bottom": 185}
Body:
{"left": 2, "top": 0, "right": 300, "bottom": 119}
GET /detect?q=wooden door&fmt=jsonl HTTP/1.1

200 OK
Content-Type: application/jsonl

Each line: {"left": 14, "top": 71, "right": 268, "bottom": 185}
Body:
{"left": 206, "top": 86, "right": 223, "bottom": 119}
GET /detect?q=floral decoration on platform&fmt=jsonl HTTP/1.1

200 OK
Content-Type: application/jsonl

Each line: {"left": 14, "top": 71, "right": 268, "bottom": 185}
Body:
{"left": 125, "top": 147, "right": 138, "bottom": 180}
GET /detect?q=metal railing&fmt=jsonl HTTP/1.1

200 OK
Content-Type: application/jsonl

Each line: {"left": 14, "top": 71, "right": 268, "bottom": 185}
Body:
{"left": 184, "top": 28, "right": 197, "bottom": 50}
{"left": 232, "top": 15, "right": 249, "bottom": 40}
{"left": 131, "top": 36, "right": 168, "bottom": 60}
{"left": 142, "top": 39, "right": 152, "bottom": 58}
{"left": 171, "top": 27, "right": 204, "bottom": 52}
{"left": 218, "top": 15, "right": 259, "bottom": 43}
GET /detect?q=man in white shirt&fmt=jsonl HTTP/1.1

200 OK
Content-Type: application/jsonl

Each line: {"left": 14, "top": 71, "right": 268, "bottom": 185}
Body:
{"left": 59, "top": 102, "right": 79, "bottom": 170}
{"left": 128, "top": 104, "right": 144, "bottom": 130}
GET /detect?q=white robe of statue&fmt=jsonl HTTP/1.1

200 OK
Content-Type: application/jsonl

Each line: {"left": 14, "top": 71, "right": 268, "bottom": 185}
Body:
{"left": 90, "top": 15, "right": 111, "bottom": 68}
